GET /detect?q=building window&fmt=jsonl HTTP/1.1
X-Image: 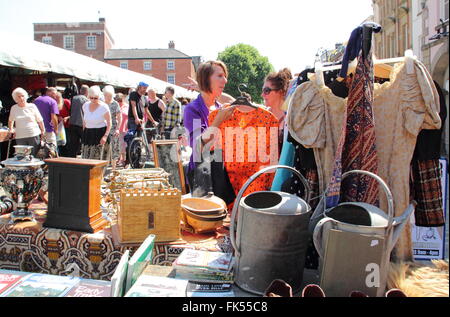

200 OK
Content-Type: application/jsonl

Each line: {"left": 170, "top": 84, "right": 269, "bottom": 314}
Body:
{"left": 167, "top": 60, "right": 175, "bottom": 70}
{"left": 119, "top": 61, "right": 128, "bottom": 69}
{"left": 167, "top": 74, "right": 175, "bottom": 84}
{"left": 42, "top": 36, "right": 52, "bottom": 45}
{"left": 143, "top": 61, "right": 152, "bottom": 71}
{"left": 86, "top": 36, "right": 96, "bottom": 50}
{"left": 63, "top": 35, "right": 75, "bottom": 50}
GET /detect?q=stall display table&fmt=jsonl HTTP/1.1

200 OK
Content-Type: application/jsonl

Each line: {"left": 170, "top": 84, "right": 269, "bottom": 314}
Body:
{"left": 0, "top": 200, "right": 228, "bottom": 281}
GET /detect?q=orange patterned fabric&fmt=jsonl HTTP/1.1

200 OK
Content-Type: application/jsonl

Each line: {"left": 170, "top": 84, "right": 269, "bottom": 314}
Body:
{"left": 208, "top": 107, "right": 279, "bottom": 198}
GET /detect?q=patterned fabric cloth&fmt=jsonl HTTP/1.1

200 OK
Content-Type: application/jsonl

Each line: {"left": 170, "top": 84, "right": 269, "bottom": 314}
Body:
{"left": 411, "top": 159, "right": 445, "bottom": 227}
{"left": 326, "top": 47, "right": 379, "bottom": 208}
{"left": 162, "top": 99, "right": 181, "bottom": 130}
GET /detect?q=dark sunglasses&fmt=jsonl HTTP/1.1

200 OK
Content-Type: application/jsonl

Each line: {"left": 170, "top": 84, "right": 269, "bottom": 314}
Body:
{"left": 262, "top": 87, "right": 280, "bottom": 95}
{"left": 89, "top": 97, "right": 99, "bottom": 100}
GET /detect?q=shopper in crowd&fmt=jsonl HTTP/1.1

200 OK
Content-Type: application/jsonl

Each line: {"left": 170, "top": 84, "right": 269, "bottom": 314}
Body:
{"left": 67, "top": 84, "right": 89, "bottom": 157}
{"left": 81, "top": 86, "right": 111, "bottom": 160}
{"left": 55, "top": 91, "right": 71, "bottom": 156}
{"left": 8, "top": 87, "right": 46, "bottom": 156}
{"left": 183, "top": 60, "right": 234, "bottom": 177}
{"left": 115, "top": 93, "right": 128, "bottom": 166}
{"left": 103, "top": 85, "right": 121, "bottom": 169}
{"left": 146, "top": 88, "right": 165, "bottom": 128}
{"left": 261, "top": 68, "right": 293, "bottom": 145}
{"left": 180, "top": 98, "right": 189, "bottom": 125}
{"left": 185, "top": 75, "right": 235, "bottom": 104}
{"left": 161, "top": 86, "right": 182, "bottom": 139}
{"left": 33, "top": 87, "right": 59, "bottom": 146}
{"left": 128, "top": 82, "right": 157, "bottom": 131}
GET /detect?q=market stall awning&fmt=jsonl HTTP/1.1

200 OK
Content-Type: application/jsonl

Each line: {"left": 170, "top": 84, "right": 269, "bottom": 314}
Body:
{"left": 0, "top": 32, "right": 198, "bottom": 99}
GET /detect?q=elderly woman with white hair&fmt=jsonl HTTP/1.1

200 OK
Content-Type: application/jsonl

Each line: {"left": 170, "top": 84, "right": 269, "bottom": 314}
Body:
{"left": 8, "top": 87, "right": 46, "bottom": 156}
{"left": 81, "top": 85, "right": 111, "bottom": 160}
{"left": 103, "top": 85, "right": 121, "bottom": 169}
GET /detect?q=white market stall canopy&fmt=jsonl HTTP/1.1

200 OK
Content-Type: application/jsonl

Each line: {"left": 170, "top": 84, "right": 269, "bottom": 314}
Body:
{"left": 0, "top": 32, "right": 198, "bottom": 99}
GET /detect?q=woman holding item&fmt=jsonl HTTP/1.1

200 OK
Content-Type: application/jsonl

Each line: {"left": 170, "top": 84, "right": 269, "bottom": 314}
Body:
{"left": 183, "top": 61, "right": 235, "bottom": 174}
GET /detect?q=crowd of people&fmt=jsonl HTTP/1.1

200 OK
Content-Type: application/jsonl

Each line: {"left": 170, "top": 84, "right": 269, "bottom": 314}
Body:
{"left": 7, "top": 81, "right": 188, "bottom": 168}
{"left": 7, "top": 60, "right": 292, "bottom": 200}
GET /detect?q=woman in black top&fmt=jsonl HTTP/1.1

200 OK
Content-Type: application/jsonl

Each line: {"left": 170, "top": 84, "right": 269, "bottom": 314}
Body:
{"left": 147, "top": 88, "right": 166, "bottom": 127}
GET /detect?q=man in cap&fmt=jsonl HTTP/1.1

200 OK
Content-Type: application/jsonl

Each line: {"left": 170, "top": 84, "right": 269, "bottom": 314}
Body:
{"left": 127, "top": 82, "right": 158, "bottom": 130}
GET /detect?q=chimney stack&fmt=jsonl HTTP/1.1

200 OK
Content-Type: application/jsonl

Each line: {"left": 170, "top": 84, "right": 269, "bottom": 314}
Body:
{"left": 99, "top": 17, "right": 106, "bottom": 23}
{"left": 168, "top": 41, "right": 175, "bottom": 49}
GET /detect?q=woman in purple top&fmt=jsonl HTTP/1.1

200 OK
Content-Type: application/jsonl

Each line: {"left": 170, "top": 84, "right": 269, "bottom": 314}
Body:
{"left": 183, "top": 60, "right": 235, "bottom": 174}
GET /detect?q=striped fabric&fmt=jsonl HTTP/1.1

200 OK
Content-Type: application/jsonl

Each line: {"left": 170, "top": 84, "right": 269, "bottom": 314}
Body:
{"left": 326, "top": 47, "right": 379, "bottom": 208}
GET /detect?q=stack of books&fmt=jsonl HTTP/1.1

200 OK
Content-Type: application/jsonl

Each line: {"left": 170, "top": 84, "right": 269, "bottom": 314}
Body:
{"left": 0, "top": 270, "right": 111, "bottom": 297}
{"left": 172, "top": 249, "right": 234, "bottom": 283}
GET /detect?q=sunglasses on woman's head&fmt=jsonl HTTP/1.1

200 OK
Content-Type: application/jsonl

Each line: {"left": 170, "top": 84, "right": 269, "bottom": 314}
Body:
{"left": 262, "top": 87, "right": 279, "bottom": 95}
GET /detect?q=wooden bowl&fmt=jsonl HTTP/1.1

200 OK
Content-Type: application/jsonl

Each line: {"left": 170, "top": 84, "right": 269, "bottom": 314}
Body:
{"left": 182, "top": 207, "right": 227, "bottom": 234}
{"left": 181, "top": 197, "right": 225, "bottom": 216}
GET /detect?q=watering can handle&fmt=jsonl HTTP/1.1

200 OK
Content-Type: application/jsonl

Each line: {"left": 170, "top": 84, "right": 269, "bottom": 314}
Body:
{"left": 230, "top": 165, "right": 311, "bottom": 257}
{"left": 313, "top": 217, "right": 334, "bottom": 259}
{"left": 338, "top": 170, "right": 395, "bottom": 232}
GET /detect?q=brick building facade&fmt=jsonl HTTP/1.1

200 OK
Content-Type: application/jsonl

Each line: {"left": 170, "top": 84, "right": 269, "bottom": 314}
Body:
{"left": 33, "top": 19, "right": 196, "bottom": 88}
{"left": 104, "top": 42, "right": 196, "bottom": 87}
{"left": 33, "top": 18, "right": 114, "bottom": 62}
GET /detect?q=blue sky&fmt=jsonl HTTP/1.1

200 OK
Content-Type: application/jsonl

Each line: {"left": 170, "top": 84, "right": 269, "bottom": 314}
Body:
{"left": 0, "top": 0, "right": 373, "bottom": 73}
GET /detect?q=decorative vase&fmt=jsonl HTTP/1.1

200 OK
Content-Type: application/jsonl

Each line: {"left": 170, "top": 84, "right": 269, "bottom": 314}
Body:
{"left": 0, "top": 145, "right": 45, "bottom": 222}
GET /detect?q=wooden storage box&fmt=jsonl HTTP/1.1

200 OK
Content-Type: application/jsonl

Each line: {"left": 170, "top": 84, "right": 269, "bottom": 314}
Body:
{"left": 118, "top": 188, "right": 181, "bottom": 243}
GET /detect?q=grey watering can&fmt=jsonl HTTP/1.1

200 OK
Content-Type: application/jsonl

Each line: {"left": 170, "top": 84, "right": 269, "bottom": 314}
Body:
{"left": 310, "top": 170, "right": 416, "bottom": 297}
{"left": 311, "top": 170, "right": 415, "bottom": 258}
{"left": 230, "top": 165, "right": 312, "bottom": 295}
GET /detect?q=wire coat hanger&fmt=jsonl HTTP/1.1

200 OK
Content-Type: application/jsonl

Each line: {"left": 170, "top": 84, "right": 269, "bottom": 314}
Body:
{"left": 230, "top": 83, "right": 258, "bottom": 108}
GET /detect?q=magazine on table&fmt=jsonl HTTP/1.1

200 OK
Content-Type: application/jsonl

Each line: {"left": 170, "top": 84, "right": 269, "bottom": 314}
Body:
{"left": 0, "top": 271, "right": 29, "bottom": 295}
{"left": 0, "top": 273, "right": 80, "bottom": 297}
{"left": 65, "top": 279, "right": 112, "bottom": 297}
{"left": 125, "top": 275, "right": 188, "bottom": 297}
{"left": 173, "top": 249, "right": 233, "bottom": 272}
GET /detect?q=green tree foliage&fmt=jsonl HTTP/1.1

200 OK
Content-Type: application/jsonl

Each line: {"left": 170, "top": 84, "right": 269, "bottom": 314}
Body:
{"left": 217, "top": 44, "right": 274, "bottom": 104}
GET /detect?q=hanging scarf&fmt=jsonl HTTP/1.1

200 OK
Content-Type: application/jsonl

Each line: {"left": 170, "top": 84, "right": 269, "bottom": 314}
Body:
{"left": 326, "top": 44, "right": 379, "bottom": 208}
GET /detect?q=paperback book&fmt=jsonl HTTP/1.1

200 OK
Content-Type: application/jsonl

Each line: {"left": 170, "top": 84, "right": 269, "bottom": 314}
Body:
{"left": 173, "top": 249, "right": 233, "bottom": 272}
{"left": 65, "top": 279, "right": 112, "bottom": 297}
{"left": 0, "top": 272, "right": 27, "bottom": 295}
{"left": 1, "top": 273, "right": 80, "bottom": 297}
{"left": 125, "top": 275, "right": 188, "bottom": 297}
